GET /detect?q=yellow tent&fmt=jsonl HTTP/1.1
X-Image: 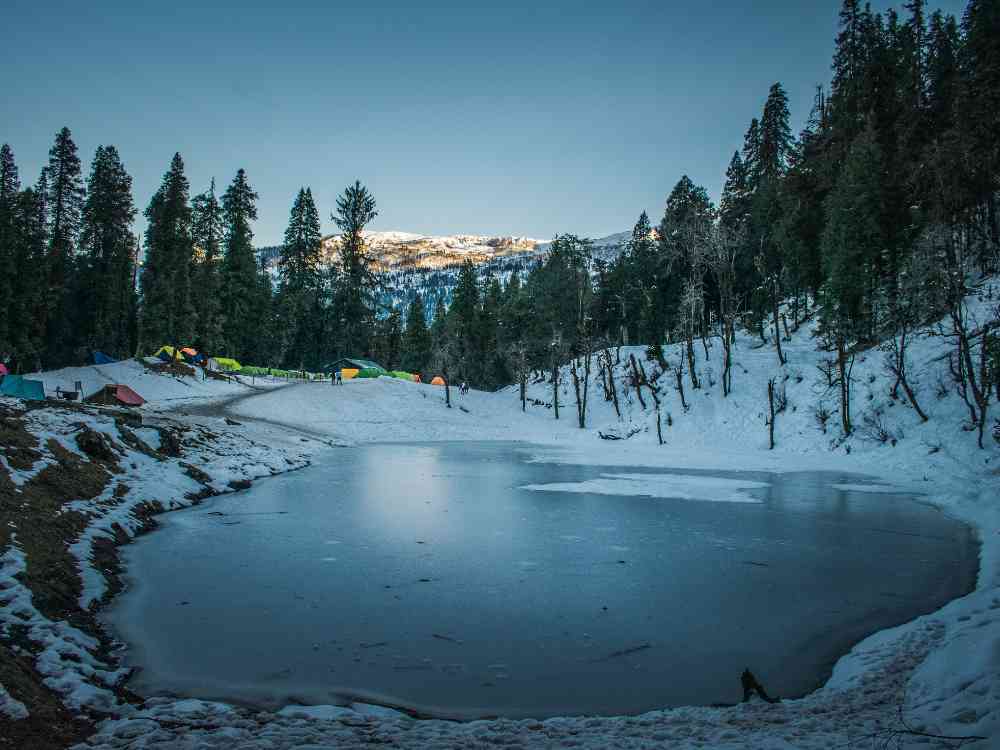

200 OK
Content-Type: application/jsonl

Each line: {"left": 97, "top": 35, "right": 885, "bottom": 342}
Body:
{"left": 341, "top": 368, "right": 360, "bottom": 381}
{"left": 214, "top": 357, "right": 242, "bottom": 372}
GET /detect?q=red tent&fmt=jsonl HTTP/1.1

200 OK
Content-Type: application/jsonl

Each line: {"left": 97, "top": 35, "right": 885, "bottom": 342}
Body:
{"left": 86, "top": 384, "right": 146, "bottom": 407}
{"left": 113, "top": 384, "right": 145, "bottom": 406}
{"left": 0, "top": 363, "right": 8, "bottom": 375}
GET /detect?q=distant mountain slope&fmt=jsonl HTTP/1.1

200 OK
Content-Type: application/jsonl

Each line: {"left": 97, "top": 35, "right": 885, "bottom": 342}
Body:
{"left": 257, "top": 230, "right": 631, "bottom": 312}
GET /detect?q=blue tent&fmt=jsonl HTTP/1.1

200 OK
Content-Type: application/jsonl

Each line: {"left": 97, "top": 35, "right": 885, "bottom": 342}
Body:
{"left": 93, "top": 351, "right": 114, "bottom": 365}
{"left": 0, "top": 375, "right": 46, "bottom": 401}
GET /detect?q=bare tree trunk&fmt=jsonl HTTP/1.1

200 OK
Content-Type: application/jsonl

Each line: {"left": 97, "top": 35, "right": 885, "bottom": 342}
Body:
{"left": 520, "top": 374, "right": 526, "bottom": 412}
{"left": 629, "top": 354, "right": 647, "bottom": 409}
{"left": 773, "top": 301, "right": 786, "bottom": 366}
{"left": 443, "top": 365, "right": 452, "bottom": 408}
{"left": 674, "top": 360, "right": 688, "bottom": 411}
{"left": 767, "top": 378, "right": 776, "bottom": 450}
{"left": 571, "top": 357, "right": 590, "bottom": 429}
{"left": 837, "top": 337, "right": 852, "bottom": 435}
{"left": 721, "top": 318, "right": 733, "bottom": 397}
{"left": 603, "top": 349, "right": 621, "bottom": 419}
{"left": 685, "top": 334, "right": 700, "bottom": 389}
{"left": 636, "top": 358, "right": 663, "bottom": 445}
{"left": 887, "top": 328, "right": 928, "bottom": 422}
{"left": 551, "top": 361, "right": 559, "bottom": 420}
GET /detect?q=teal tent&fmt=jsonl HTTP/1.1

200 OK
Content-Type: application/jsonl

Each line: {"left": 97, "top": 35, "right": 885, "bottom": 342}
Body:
{"left": 0, "top": 375, "right": 45, "bottom": 401}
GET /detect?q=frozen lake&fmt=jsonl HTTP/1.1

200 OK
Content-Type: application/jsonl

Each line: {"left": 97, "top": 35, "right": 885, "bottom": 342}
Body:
{"left": 106, "top": 442, "right": 977, "bottom": 718}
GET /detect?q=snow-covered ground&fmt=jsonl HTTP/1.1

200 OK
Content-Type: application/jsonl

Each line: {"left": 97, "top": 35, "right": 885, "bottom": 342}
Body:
{"left": 2, "top": 284, "right": 998, "bottom": 748}
{"left": 24, "top": 357, "right": 295, "bottom": 407}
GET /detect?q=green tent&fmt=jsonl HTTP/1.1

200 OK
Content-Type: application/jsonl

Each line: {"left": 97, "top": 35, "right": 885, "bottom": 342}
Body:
{"left": 0, "top": 375, "right": 46, "bottom": 401}
{"left": 325, "top": 358, "right": 386, "bottom": 375}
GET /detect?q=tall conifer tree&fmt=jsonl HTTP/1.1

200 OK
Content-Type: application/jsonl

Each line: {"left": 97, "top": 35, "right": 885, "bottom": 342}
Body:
{"left": 140, "top": 153, "right": 195, "bottom": 354}
{"left": 44, "top": 127, "right": 85, "bottom": 365}
{"left": 0, "top": 145, "right": 19, "bottom": 359}
{"left": 220, "top": 169, "right": 260, "bottom": 359}
{"left": 80, "top": 145, "right": 136, "bottom": 358}
{"left": 191, "top": 179, "right": 225, "bottom": 354}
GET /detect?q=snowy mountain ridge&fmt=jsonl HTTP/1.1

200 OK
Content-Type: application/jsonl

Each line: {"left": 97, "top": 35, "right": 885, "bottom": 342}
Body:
{"left": 257, "top": 229, "right": 632, "bottom": 310}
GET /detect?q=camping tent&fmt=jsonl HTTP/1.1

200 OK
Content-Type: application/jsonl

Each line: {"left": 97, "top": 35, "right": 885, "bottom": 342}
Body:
{"left": 85, "top": 384, "right": 145, "bottom": 407}
{"left": 112, "top": 384, "right": 145, "bottom": 406}
{"left": 0, "top": 374, "right": 45, "bottom": 401}
{"left": 325, "top": 358, "right": 386, "bottom": 375}
{"left": 214, "top": 357, "right": 241, "bottom": 372}
{"left": 92, "top": 351, "right": 115, "bottom": 365}
{"left": 155, "top": 346, "right": 178, "bottom": 361}
{"left": 430, "top": 376, "right": 445, "bottom": 386}
{"left": 0, "top": 363, "right": 8, "bottom": 376}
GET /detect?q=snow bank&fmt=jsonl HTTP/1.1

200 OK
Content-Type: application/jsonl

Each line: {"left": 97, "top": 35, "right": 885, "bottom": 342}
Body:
{"left": 0, "top": 398, "right": 310, "bottom": 720}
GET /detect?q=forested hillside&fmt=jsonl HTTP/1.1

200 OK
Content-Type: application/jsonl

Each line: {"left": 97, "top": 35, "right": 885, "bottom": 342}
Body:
{"left": 2, "top": 0, "right": 998, "bottom": 442}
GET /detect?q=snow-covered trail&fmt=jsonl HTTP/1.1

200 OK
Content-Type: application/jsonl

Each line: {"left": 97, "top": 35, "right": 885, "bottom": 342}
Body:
{"left": 223, "top": 377, "right": 572, "bottom": 446}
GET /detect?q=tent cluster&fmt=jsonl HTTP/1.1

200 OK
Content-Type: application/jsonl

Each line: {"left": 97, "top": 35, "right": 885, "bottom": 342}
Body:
{"left": 153, "top": 346, "right": 227, "bottom": 371}
{"left": 325, "top": 357, "right": 447, "bottom": 385}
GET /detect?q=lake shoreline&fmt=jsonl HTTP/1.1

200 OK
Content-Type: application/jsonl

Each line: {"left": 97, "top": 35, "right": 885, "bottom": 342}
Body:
{"left": 101, "top": 439, "right": 979, "bottom": 722}
{"left": 2, "top": 384, "right": 995, "bottom": 748}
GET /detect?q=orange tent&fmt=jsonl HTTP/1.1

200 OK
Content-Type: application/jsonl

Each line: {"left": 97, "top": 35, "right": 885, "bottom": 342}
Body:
{"left": 430, "top": 376, "right": 445, "bottom": 386}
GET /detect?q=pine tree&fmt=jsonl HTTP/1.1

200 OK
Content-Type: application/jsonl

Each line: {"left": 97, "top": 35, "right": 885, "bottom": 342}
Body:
{"left": 139, "top": 153, "right": 195, "bottom": 355}
{"left": 332, "top": 180, "right": 379, "bottom": 358}
{"left": 220, "top": 168, "right": 260, "bottom": 359}
{"left": 9, "top": 176, "right": 49, "bottom": 371}
{"left": 0, "top": 145, "right": 19, "bottom": 359}
{"left": 401, "top": 292, "right": 432, "bottom": 375}
{"left": 478, "top": 276, "right": 506, "bottom": 388}
{"left": 820, "top": 126, "right": 885, "bottom": 433}
{"left": 191, "top": 179, "right": 225, "bottom": 354}
{"left": 277, "top": 187, "right": 323, "bottom": 368}
{"left": 278, "top": 188, "right": 322, "bottom": 291}
{"left": 759, "top": 82, "right": 793, "bottom": 184}
{"left": 741, "top": 118, "right": 762, "bottom": 190}
{"left": 830, "top": 0, "right": 867, "bottom": 145}
{"left": 431, "top": 294, "right": 448, "bottom": 346}
{"left": 957, "top": 0, "right": 1000, "bottom": 255}
{"left": 720, "top": 152, "right": 749, "bottom": 230}
{"left": 448, "top": 260, "right": 481, "bottom": 383}
{"left": 44, "top": 127, "right": 85, "bottom": 366}
{"left": 375, "top": 306, "right": 403, "bottom": 370}
{"left": 80, "top": 145, "right": 137, "bottom": 358}
{"left": 926, "top": 11, "right": 959, "bottom": 136}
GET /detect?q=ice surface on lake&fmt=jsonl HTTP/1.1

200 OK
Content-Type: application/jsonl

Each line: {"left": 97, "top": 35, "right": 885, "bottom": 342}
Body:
{"left": 521, "top": 472, "right": 770, "bottom": 503}
{"left": 106, "top": 442, "right": 976, "bottom": 719}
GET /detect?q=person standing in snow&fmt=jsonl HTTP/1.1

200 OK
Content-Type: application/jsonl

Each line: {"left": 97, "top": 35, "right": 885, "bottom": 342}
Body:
{"left": 741, "top": 668, "right": 777, "bottom": 703}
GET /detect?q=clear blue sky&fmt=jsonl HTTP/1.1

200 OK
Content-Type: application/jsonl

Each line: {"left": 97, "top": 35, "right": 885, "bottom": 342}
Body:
{"left": 2, "top": 0, "right": 968, "bottom": 245}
